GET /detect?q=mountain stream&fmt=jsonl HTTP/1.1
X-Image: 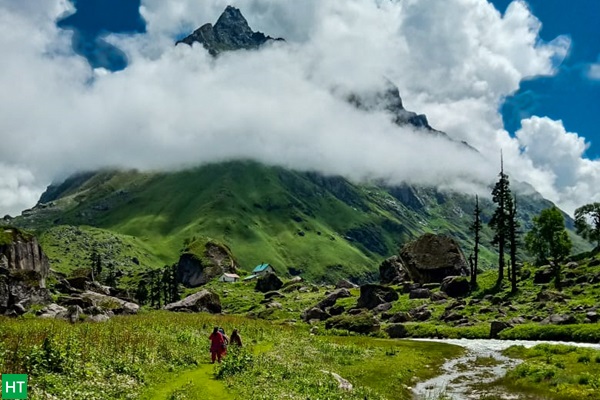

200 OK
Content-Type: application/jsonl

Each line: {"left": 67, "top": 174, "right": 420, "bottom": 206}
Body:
{"left": 411, "top": 338, "right": 600, "bottom": 400}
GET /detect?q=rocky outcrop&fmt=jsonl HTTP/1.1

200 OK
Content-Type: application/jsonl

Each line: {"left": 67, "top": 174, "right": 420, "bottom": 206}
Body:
{"left": 255, "top": 273, "right": 283, "bottom": 293}
{"left": 399, "top": 233, "right": 469, "bottom": 283}
{"left": 1, "top": 229, "right": 52, "bottom": 315}
{"left": 379, "top": 256, "right": 407, "bottom": 285}
{"left": 164, "top": 289, "right": 221, "bottom": 313}
{"left": 356, "top": 284, "right": 399, "bottom": 309}
{"left": 177, "top": 239, "right": 238, "bottom": 287}
{"left": 0, "top": 228, "right": 50, "bottom": 287}
{"left": 176, "top": 6, "right": 284, "bottom": 55}
{"left": 440, "top": 276, "right": 470, "bottom": 298}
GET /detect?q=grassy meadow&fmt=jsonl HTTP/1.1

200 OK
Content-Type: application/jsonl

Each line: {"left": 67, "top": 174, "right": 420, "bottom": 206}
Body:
{"left": 0, "top": 312, "right": 463, "bottom": 400}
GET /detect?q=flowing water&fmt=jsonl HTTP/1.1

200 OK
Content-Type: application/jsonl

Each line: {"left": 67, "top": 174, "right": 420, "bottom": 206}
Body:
{"left": 411, "top": 338, "right": 600, "bottom": 400}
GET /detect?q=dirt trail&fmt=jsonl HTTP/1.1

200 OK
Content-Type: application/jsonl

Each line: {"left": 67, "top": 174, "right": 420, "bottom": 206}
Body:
{"left": 411, "top": 338, "right": 600, "bottom": 400}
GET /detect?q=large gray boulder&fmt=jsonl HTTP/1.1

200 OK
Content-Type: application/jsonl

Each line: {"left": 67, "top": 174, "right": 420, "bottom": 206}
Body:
{"left": 177, "top": 240, "right": 238, "bottom": 288}
{"left": 399, "top": 233, "right": 469, "bottom": 283}
{"left": 379, "top": 256, "right": 407, "bottom": 285}
{"left": 164, "top": 289, "right": 221, "bottom": 313}
{"left": 490, "top": 321, "right": 513, "bottom": 338}
{"left": 356, "top": 284, "right": 399, "bottom": 310}
{"left": 540, "top": 314, "right": 577, "bottom": 325}
{"left": 80, "top": 291, "right": 139, "bottom": 315}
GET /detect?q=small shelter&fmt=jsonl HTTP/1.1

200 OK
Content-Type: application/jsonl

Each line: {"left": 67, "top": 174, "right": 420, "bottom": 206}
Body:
{"left": 219, "top": 273, "right": 240, "bottom": 283}
{"left": 252, "top": 263, "right": 274, "bottom": 276}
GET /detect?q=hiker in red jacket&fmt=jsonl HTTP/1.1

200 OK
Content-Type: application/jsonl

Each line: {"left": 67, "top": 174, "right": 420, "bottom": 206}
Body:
{"left": 209, "top": 327, "right": 226, "bottom": 363}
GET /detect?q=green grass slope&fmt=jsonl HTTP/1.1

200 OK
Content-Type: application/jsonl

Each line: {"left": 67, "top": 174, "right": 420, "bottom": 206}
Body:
{"left": 11, "top": 161, "right": 592, "bottom": 282}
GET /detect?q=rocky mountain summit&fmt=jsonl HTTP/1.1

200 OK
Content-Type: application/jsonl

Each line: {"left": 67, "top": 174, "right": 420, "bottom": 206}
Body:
{"left": 176, "top": 5, "right": 284, "bottom": 55}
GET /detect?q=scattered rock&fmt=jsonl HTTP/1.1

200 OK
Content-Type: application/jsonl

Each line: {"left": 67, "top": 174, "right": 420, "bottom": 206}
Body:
{"left": 321, "top": 370, "right": 353, "bottom": 391}
{"left": 164, "top": 289, "right": 221, "bottom": 313}
{"left": 328, "top": 305, "right": 345, "bottom": 316}
{"left": 282, "top": 276, "right": 303, "bottom": 288}
{"left": 534, "top": 266, "right": 554, "bottom": 284}
{"left": 347, "top": 308, "right": 367, "bottom": 315}
{"left": 409, "top": 306, "right": 431, "bottom": 322}
{"left": 356, "top": 284, "right": 399, "bottom": 309}
{"left": 490, "top": 321, "right": 513, "bottom": 338}
{"left": 379, "top": 256, "right": 407, "bottom": 285}
{"left": 440, "top": 276, "right": 470, "bottom": 298}
{"left": 264, "top": 291, "right": 284, "bottom": 300}
{"left": 266, "top": 301, "right": 282, "bottom": 309}
{"left": 430, "top": 291, "right": 448, "bottom": 302}
{"left": 88, "top": 314, "right": 110, "bottom": 322}
{"left": 302, "top": 307, "right": 330, "bottom": 322}
{"left": 586, "top": 311, "right": 599, "bottom": 323}
{"left": 37, "top": 303, "right": 67, "bottom": 319}
{"left": 336, "top": 279, "right": 358, "bottom": 289}
{"left": 325, "top": 313, "right": 380, "bottom": 334}
{"left": 508, "top": 317, "right": 526, "bottom": 325}
{"left": 372, "top": 302, "right": 392, "bottom": 314}
{"left": 536, "top": 290, "right": 569, "bottom": 303}
{"left": 388, "top": 312, "right": 412, "bottom": 323}
{"left": 255, "top": 273, "right": 283, "bottom": 293}
{"left": 409, "top": 288, "right": 431, "bottom": 299}
{"left": 316, "top": 289, "right": 352, "bottom": 309}
{"left": 540, "top": 314, "right": 577, "bottom": 325}
{"left": 386, "top": 323, "right": 409, "bottom": 338}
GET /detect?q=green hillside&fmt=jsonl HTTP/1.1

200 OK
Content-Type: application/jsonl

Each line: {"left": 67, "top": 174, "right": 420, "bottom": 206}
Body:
{"left": 10, "top": 161, "right": 591, "bottom": 283}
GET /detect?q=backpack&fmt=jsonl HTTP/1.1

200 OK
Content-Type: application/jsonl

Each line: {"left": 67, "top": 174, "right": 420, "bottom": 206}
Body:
{"left": 218, "top": 328, "right": 229, "bottom": 347}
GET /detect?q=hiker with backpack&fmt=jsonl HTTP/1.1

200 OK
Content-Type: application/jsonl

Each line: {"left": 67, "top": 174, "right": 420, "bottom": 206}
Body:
{"left": 209, "top": 327, "right": 228, "bottom": 363}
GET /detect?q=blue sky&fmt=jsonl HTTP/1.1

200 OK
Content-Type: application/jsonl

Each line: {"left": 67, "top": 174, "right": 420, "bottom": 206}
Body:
{"left": 58, "top": 0, "right": 600, "bottom": 157}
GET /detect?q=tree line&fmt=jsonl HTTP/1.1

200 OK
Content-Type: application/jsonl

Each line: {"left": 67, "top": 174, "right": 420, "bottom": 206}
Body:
{"left": 470, "top": 154, "right": 600, "bottom": 292}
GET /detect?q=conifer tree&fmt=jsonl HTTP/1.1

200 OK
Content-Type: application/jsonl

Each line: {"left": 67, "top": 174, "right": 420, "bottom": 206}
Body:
{"left": 469, "top": 195, "right": 482, "bottom": 288}
{"left": 489, "top": 153, "right": 513, "bottom": 287}
{"left": 508, "top": 196, "right": 520, "bottom": 292}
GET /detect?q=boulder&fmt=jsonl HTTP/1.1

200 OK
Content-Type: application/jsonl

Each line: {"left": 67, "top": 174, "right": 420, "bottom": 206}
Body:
{"left": 336, "top": 279, "right": 358, "bottom": 289}
{"left": 264, "top": 291, "right": 284, "bottom": 300}
{"left": 68, "top": 305, "right": 83, "bottom": 323}
{"left": 385, "top": 323, "right": 409, "bottom": 338}
{"left": 534, "top": 266, "right": 554, "bottom": 284}
{"left": 176, "top": 240, "right": 238, "bottom": 287}
{"left": 302, "top": 307, "right": 330, "bottom": 321}
{"left": 282, "top": 276, "right": 303, "bottom": 288}
{"left": 88, "top": 314, "right": 110, "bottom": 323}
{"left": 316, "top": 289, "right": 352, "bottom": 309}
{"left": 586, "top": 311, "right": 599, "bottom": 323}
{"left": 80, "top": 291, "right": 139, "bottom": 315}
{"left": 372, "top": 302, "right": 392, "bottom": 314}
{"left": 508, "top": 317, "right": 526, "bottom": 325}
{"left": 388, "top": 312, "right": 412, "bottom": 323}
{"left": 536, "top": 290, "right": 569, "bottom": 303}
{"left": 409, "top": 288, "right": 431, "bottom": 299}
{"left": 266, "top": 301, "right": 282, "bottom": 309}
{"left": 540, "top": 314, "right": 577, "bottom": 325}
{"left": 430, "top": 291, "right": 448, "bottom": 302}
{"left": 379, "top": 256, "right": 407, "bottom": 285}
{"left": 164, "top": 290, "right": 221, "bottom": 313}
{"left": 440, "top": 276, "right": 470, "bottom": 298}
{"left": 325, "top": 313, "right": 380, "bottom": 334}
{"left": 255, "top": 273, "right": 283, "bottom": 293}
{"left": 409, "top": 306, "right": 431, "bottom": 321}
{"left": 490, "top": 321, "right": 513, "bottom": 338}
{"left": 399, "top": 233, "right": 469, "bottom": 283}
{"left": 356, "top": 284, "right": 399, "bottom": 309}
{"left": 37, "top": 303, "right": 67, "bottom": 319}
{"left": 328, "top": 305, "right": 345, "bottom": 316}
{"left": 1, "top": 269, "right": 51, "bottom": 315}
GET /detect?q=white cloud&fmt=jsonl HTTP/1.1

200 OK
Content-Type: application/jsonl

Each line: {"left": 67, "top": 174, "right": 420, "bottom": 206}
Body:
{"left": 589, "top": 62, "right": 600, "bottom": 80}
{"left": 0, "top": 0, "right": 588, "bottom": 217}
